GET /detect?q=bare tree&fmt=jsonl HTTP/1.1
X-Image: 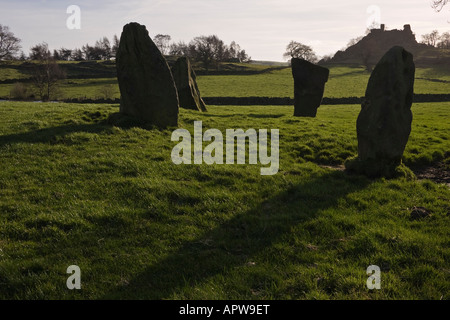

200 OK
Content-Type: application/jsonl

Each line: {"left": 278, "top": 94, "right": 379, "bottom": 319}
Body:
{"left": 111, "top": 35, "right": 119, "bottom": 58}
{"left": 95, "top": 37, "right": 112, "bottom": 60}
{"left": 228, "top": 41, "right": 240, "bottom": 60}
{"left": 59, "top": 48, "right": 72, "bottom": 61}
{"left": 78, "top": 38, "right": 112, "bottom": 60}
{"left": 19, "top": 51, "right": 27, "bottom": 61}
{"left": 189, "top": 35, "right": 227, "bottom": 72}
{"left": 190, "top": 36, "right": 214, "bottom": 72}
{"left": 283, "top": 41, "right": 318, "bottom": 63}
{"left": 210, "top": 36, "right": 227, "bottom": 68}
{"left": 153, "top": 34, "right": 171, "bottom": 55}
{"left": 71, "top": 48, "right": 84, "bottom": 61}
{"left": 31, "top": 48, "right": 66, "bottom": 101}
{"left": 81, "top": 43, "right": 96, "bottom": 60}
{"left": 0, "top": 24, "right": 21, "bottom": 60}
{"left": 437, "top": 32, "right": 450, "bottom": 48}
{"left": 170, "top": 35, "right": 250, "bottom": 67}
{"left": 169, "top": 41, "right": 190, "bottom": 56}
{"left": 53, "top": 49, "right": 61, "bottom": 60}
{"left": 421, "top": 30, "right": 440, "bottom": 47}
{"left": 30, "top": 42, "right": 51, "bottom": 60}
{"left": 432, "top": 0, "right": 448, "bottom": 11}
{"left": 237, "top": 49, "right": 251, "bottom": 63}
{"left": 227, "top": 41, "right": 250, "bottom": 62}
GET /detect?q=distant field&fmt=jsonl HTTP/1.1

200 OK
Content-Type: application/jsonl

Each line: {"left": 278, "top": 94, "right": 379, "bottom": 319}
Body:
{"left": 0, "top": 101, "right": 448, "bottom": 299}
{"left": 1, "top": 61, "right": 449, "bottom": 100}
{"left": 197, "top": 65, "right": 450, "bottom": 98}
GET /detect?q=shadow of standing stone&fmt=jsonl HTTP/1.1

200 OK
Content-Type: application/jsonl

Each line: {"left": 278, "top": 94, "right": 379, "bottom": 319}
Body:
{"left": 116, "top": 22, "right": 179, "bottom": 127}
{"left": 291, "top": 58, "right": 329, "bottom": 117}
{"left": 345, "top": 46, "right": 416, "bottom": 178}
{"left": 172, "top": 57, "right": 207, "bottom": 112}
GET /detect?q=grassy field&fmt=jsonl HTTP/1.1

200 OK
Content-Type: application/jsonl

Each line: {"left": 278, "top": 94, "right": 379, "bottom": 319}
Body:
{"left": 0, "top": 101, "right": 448, "bottom": 299}
{"left": 1, "top": 61, "right": 449, "bottom": 100}
{"left": 198, "top": 65, "right": 450, "bottom": 98}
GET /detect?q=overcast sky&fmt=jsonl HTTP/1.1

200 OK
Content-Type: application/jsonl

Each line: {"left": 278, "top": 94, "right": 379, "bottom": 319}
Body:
{"left": 1, "top": 0, "right": 449, "bottom": 61}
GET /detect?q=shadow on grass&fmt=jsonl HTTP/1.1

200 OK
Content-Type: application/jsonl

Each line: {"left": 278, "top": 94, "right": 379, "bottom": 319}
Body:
{"left": 101, "top": 169, "right": 370, "bottom": 299}
{"left": 0, "top": 113, "right": 162, "bottom": 147}
{"left": 0, "top": 122, "right": 110, "bottom": 147}
{"left": 0, "top": 112, "right": 371, "bottom": 299}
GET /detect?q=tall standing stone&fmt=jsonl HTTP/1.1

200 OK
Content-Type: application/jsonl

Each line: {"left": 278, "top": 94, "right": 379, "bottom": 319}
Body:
{"left": 346, "top": 46, "right": 415, "bottom": 177}
{"left": 116, "top": 22, "right": 179, "bottom": 127}
{"left": 291, "top": 58, "right": 329, "bottom": 117}
{"left": 171, "top": 57, "right": 207, "bottom": 112}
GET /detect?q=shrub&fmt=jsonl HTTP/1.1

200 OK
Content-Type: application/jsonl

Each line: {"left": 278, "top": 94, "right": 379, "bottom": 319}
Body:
{"left": 10, "top": 82, "right": 29, "bottom": 100}
{"left": 97, "top": 84, "right": 116, "bottom": 100}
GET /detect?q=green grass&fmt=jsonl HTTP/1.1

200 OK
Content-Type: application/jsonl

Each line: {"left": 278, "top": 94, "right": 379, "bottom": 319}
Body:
{"left": 0, "top": 68, "right": 26, "bottom": 82}
{"left": 59, "top": 78, "right": 120, "bottom": 100}
{"left": 0, "top": 101, "right": 448, "bottom": 299}
{"left": 197, "top": 65, "right": 450, "bottom": 98}
{"left": 1, "top": 62, "right": 449, "bottom": 100}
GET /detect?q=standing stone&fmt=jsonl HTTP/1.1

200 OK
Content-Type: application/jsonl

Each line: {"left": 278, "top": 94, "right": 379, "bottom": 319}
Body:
{"left": 291, "top": 58, "right": 329, "bottom": 117}
{"left": 116, "top": 22, "right": 178, "bottom": 127}
{"left": 171, "top": 57, "right": 207, "bottom": 112}
{"left": 346, "top": 46, "right": 415, "bottom": 177}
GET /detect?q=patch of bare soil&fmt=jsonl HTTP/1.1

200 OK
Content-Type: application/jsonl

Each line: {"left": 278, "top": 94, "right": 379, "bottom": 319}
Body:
{"left": 319, "top": 164, "right": 346, "bottom": 171}
{"left": 414, "top": 162, "right": 450, "bottom": 187}
{"left": 320, "top": 162, "right": 449, "bottom": 187}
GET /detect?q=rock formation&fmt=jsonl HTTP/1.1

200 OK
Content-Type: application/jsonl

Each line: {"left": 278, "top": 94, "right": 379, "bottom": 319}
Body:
{"left": 345, "top": 46, "right": 415, "bottom": 178}
{"left": 328, "top": 24, "right": 437, "bottom": 67}
{"left": 291, "top": 58, "right": 329, "bottom": 117}
{"left": 116, "top": 22, "right": 179, "bottom": 127}
{"left": 171, "top": 57, "right": 207, "bottom": 112}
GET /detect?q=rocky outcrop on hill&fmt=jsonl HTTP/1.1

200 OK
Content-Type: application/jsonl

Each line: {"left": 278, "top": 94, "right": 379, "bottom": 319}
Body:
{"left": 329, "top": 24, "right": 446, "bottom": 67}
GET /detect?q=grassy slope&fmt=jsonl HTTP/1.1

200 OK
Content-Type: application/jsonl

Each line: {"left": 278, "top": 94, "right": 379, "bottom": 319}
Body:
{"left": 0, "top": 101, "right": 448, "bottom": 299}
{"left": 1, "top": 62, "right": 449, "bottom": 99}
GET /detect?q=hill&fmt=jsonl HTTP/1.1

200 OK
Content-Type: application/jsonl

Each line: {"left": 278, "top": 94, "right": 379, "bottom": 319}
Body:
{"left": 329, "top": 25, "right": 450, "bottom": 68}
{"left": 249, "top": 60, "right": 290, "bottom": 67}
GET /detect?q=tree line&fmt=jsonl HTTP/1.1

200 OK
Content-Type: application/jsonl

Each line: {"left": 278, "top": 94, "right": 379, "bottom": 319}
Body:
{"left": 1, "top": 25, "right": 251, "bottom": 72}
{"left": 0, "top": 24, "right": 253, "bottom": 100}
{"left": 421, "top": 30, "right": 450, "bottom": 49}
{"left": 27, "top": 36, "right": 120, "bottom": 61}
{"left": 162, "top": 34, "right": 251, "bottom": 71}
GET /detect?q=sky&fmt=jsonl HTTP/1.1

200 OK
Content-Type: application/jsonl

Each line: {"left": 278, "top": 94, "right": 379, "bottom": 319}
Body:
{"left": 0, "top": 0, "right": 449, "bottom": 61}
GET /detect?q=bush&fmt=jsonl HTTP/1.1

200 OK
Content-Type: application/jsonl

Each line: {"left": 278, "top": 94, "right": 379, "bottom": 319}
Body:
{"left": 10, "top": 82, "right": 29, "bottom": 100}
{"left": 97, "top": 84, "right": 116, "bottom": 100}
